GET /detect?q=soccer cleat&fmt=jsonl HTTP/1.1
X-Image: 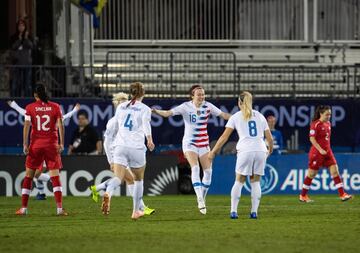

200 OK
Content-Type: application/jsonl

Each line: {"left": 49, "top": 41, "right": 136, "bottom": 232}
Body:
{"left": 249, "top": 212, "right": 258, "bottom": 219}
{"left": 131, "top": 210, "right": 144, "bottom": 220}
{"left": 197, "top": 198, "right": 207, "bottom": 215}
{"left": 340, "top": 193, "right": 353, "bottom": 202}
{"left": 90, "top": 185, "right": 100, "bottom": 203}
{"left": 230, "top": 212, "right": 238, "bottom": 219}
{"left": 36, "top": 193, "right": 46, "bottom": 200}
{"left": 57, "top": 209, "right": 69, "bottom": 216}
{"left": 143, "top": 206, "right": 155, "bottom": 215}
{"left": 101, "top": 192, "right": 111, "bottom": 215}
{"left": 15, "top": 208, "right": 28, "bottom": 216}
{"left": 299, "top": 194, "right": 314, "bottom": 203}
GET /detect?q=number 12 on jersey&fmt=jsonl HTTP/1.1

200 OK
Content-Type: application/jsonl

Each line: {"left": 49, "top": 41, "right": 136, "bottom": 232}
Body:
{"left": 248, "top": 120, "right": 257, "bottom": 137}
{"left": 124, "top": 114, "right": 133, "bottom": 131}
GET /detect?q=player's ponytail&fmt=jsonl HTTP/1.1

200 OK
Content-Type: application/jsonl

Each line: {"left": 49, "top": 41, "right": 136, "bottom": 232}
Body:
{"left": 127, "top": 82, "right": 144, "bottom": 108}
{"left": 34, "top": 83, "right": 49, "bottom": 103}
{"left": 312, "top": 105, "right": 331, "bottom": 121}
{"left": 239, "top": 91, "right": 253, "bottom": 121}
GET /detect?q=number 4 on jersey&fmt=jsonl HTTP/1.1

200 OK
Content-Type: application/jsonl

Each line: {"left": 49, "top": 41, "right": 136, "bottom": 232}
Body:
{"left": 124, "top": 114, "right": 133, "bottom": 131}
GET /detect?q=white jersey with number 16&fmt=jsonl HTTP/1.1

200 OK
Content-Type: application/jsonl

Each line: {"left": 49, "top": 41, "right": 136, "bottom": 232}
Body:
{"left": 225, "top": 110, "right": 269, "bottom": 153}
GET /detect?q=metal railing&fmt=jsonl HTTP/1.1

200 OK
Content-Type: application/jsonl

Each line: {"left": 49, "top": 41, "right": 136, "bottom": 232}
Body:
{"left": 1, "top": 62, "right": 359, "bottom": 99}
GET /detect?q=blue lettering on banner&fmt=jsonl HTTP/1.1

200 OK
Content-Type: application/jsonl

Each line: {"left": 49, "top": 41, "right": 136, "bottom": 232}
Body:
{"left": 209, "top": 154, "right": 360, "bottom": 195}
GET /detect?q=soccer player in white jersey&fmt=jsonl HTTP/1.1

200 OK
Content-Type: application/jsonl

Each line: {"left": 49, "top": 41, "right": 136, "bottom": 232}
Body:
{"left": 208, "top": 91, "right": 273, "bottom": 219}
{"left": 153, "top": 85, "right": 231, "bottom": 215}
{"left": 89, "top": 92, "right": 155, "bottom": 215}
{"left": 101, "top": 82, "right": 155, "bottom": 220}
{"left": 7, "top": 100, "right": 80, "bottom": 200}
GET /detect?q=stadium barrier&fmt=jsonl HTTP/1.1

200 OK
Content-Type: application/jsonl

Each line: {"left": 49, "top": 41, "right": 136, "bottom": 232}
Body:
{"left": 1, "top": 153, "right": 359, "bottom": 197}
{"left": 0, "top": 155, "right": 179, "bottom": 197}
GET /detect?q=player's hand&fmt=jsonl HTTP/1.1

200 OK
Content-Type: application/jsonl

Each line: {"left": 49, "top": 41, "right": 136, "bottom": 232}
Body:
{"left": 23, "top": 144, "right": 29, "bottom": 155}
{"left": 319, "top": 148, "right": 327, "bottom": 155}
{"left": 7, "top": 100, "right": 13, "bottom": 106}
{"left": 147, "top": 140, "right": 155, "bottom": 151}
{"left": 74, "top": 103, "right": 80, "bottom": 110}
{"left": 110, "top": 163, "right": 114, "bottom": 171}
{"left": 151, "top": 108, "right": 157, "bottom": 114}
{"left": 58, "top": 144, "right": 64, "bottom": 154}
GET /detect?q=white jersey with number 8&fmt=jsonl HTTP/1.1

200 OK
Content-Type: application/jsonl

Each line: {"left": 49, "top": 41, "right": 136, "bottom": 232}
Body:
{"left": 225, "top": 110, "right": 269, "bottom": 153}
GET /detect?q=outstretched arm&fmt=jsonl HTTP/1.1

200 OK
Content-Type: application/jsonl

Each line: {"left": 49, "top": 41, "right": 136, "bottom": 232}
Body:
{"left": 219, "top": 112, "right": 231, "bottom": 120}
{"left": 63, "top": 103, "right": 80, "bottom": 120}
{"left": 152, "top": 108, "right": 173, "bottom": 118}
{"left": 208, "top": 127, "right": 234, "bottom": 160}
{"left": 8, "top": 100, "right": 26, "bottom": 116}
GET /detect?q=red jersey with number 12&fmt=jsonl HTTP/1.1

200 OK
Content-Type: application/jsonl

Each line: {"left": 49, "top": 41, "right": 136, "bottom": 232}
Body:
{"left": 309, "top": 120, "right": 331, "bottom": 152}
{"left": 25, "top": 100, "right": 62, "bottom": 147}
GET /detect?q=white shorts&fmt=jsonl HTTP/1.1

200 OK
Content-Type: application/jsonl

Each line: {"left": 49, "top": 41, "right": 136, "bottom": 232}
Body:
{"left": 183, "top": 142, "right": 210, "bottom": 157}
{"left": 235, "top": 151, "right": 267, "bottom": 176}
{"left": 113, "top": 146, "right": 146, "bottom": 168}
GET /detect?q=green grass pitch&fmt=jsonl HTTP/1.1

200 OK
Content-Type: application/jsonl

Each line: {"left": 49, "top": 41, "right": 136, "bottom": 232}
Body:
{"left": 0, "top": 195, "right": 359, "bottom": 253}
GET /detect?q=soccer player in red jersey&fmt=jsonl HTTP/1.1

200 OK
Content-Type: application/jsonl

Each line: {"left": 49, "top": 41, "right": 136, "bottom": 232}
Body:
{"left": 16, "top": 83, "right": 67, "bottom": 216}
{"left": 299, "top": 105, "right": 353, "bottom": 203}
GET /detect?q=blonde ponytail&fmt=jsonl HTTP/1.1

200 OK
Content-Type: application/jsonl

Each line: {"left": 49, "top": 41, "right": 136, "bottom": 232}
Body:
{"left": 239, "top": 91, "right": 253, "bottom": 121}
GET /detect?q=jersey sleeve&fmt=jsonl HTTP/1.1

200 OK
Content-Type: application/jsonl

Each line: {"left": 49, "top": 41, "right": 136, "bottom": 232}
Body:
{"left": 208, "top": 102, "right": 222, "bottom": 117}
{"left": 170, "top": 103, "right": 185, "bottom": 116}
{"left": 142, "top": 107, "right": 152, "bottom": 136}
{"left": 225, "top": 114, "right": 236, "bottom": 129}
{"left": 309, "top": 122, "right": 317, "bottom": 137}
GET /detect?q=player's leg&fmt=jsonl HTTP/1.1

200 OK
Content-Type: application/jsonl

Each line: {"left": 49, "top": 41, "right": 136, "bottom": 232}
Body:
{"left": 34, "top": 164, "right": 50, "bottom": 200}
{"left": 199, "top": 147, "right": 212, "bottom": 201}
{"left": 249, "top": 175, "right": 261, "bottom": 219}
{"left": 185, "top": 150, "right": 206, "bottom": 214}
{"left": 329, "top": 164, "right": 353, "bottom": 201}
{"left": 124, "top": 168, "right": 155, "bottom": 215}
{"left": 299, "top": 168, "right": 318, "bottom": 202}
{"left": 249, "top": 152, "right": 267, "bottom": 219}
{"left": 49, "top": 169, "right": 67, "bottom": 216}
{"left": 230, "top": 173, "right": 246, "bottom": 219}
{"left": 130, "top": 165, "right": 146, "bottom": 220}
{"left": 16, "top": 167, "right": 36, "bottom": 215}
{"left": 90, "top": 164, "right": 114, "bottom": 202}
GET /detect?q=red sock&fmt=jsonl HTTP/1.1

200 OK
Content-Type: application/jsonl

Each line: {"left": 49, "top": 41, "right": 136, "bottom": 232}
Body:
{"left": 301, "top": 176, "right": 313, "bottom": 196}
{"left": 332, "top": 176, "right": 345, "bottom": 196}
{"left": 51, "top": 176, "right": 63, "bottom": 208}
{"left": 21, "top": 176, "right": 32, "bottom": 208}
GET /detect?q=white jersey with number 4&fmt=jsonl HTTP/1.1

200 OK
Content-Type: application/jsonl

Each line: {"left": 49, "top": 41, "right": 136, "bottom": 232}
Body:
{"left": 225, "top": 110, "right": 269, "bottom": 153}
{"left": 171, "top": 101, "right": 222, "bottom": 148}
{"left": 114, "top": 101, "right": 152, "bottom": 149}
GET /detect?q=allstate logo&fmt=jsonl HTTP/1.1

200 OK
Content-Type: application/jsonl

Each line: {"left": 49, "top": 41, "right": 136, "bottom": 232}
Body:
{"left": 244, "top": 164, "right": 278, "bottom": 194}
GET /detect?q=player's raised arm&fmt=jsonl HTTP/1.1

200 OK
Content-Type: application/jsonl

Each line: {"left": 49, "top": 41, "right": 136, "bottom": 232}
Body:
{"left": 63, "top": 103, "right": 80, "bottom": 120}
{"left": 8, "top": 100, "right": 26, "bottom": 116}
{"left": 219, "top": 112, "right": 231, "bottom": 120}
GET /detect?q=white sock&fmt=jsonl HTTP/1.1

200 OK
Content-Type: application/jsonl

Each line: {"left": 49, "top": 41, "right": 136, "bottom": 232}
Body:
{"left": 128, "top": 184, "right": 145, "bottom": 210}
{"left": 202, "top": 168, "right": 212, "bottom": 200}
{"left": 38, "top": 173, "right": 50, "bottom": 182}
{"left": 133, "top": 180, "right": 144, "bottom": 212}
{"left": 34, "top": 179, "right": 45, "bottom": 194}
{"left": 191, "top": 165, "right": 203, "bottom": 200}
{"left": 96, "top": 178, "right": 111, "bottom": 192}
{"left": 57, "top": 208, "right": 63, "bottom": 214}
{"left": 231, "top": 181, "right": 244, "bottom": 213}
{"left": 251, "top": 181, "right": 262, "bottom": 214}
{"left": 127, "top": 184, "right": 134, "bottom": 196}
{"left": 105, "top": 177, "right": 121, "bottom": 198}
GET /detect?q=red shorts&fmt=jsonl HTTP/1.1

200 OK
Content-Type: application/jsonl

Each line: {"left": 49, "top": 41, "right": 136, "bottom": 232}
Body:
{"left": 308, "top": 149, "right": 337, "bottom": 170}
{"left": 26, "top": 145, "right": 62, "bottom": 170}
